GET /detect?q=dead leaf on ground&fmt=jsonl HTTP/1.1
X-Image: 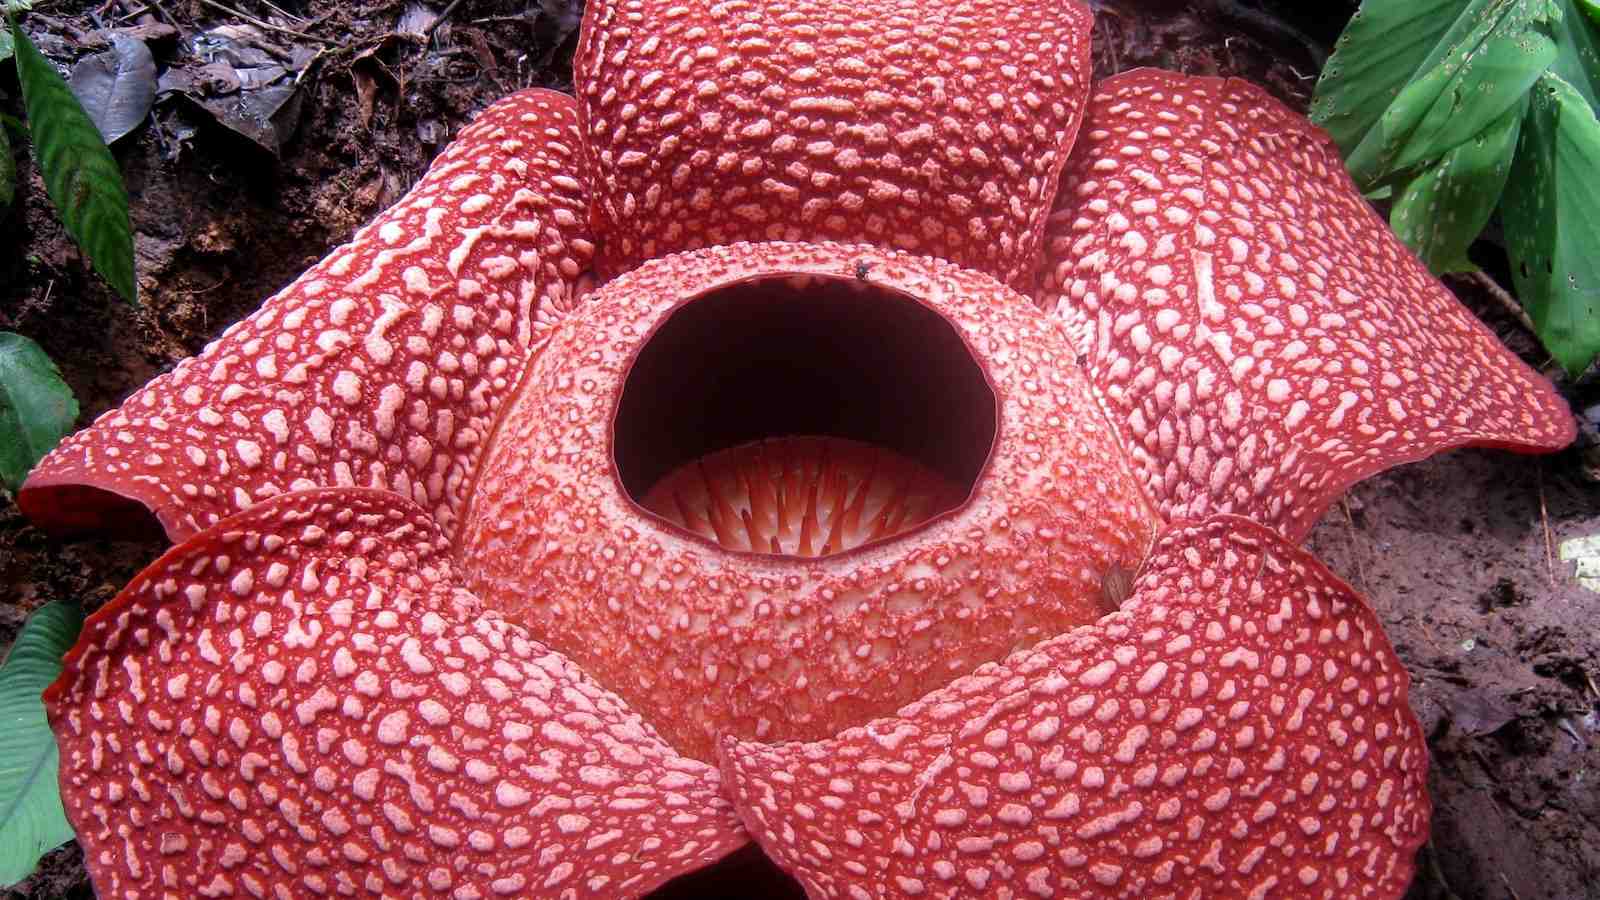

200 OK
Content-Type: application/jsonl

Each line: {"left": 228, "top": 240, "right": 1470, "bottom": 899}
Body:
{"left": 70, "top": 35, "right": 158, "bottom": 144}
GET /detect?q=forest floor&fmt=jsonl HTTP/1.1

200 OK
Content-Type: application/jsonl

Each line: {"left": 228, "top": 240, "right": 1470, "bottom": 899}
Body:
{"left": 2, "top": 2, "right": 1597, "bottom": 898}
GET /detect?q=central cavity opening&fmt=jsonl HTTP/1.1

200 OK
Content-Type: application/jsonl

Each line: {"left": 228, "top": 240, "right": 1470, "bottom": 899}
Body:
{"left": 613, "top": 273, "right": 998, "bottom": 558}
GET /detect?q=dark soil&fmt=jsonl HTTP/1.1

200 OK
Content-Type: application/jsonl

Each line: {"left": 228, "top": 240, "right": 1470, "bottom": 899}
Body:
{"left": 2, "top": 2, "right": 1597, "bottom": 899}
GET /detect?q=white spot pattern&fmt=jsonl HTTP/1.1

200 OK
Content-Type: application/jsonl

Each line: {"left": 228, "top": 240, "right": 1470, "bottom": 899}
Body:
{"left": 722, "top": 515, "right": 1430, "bottom": 899}
{"left": 46, "top": 490, "right": 745, "bottom": 899}
{"left": 459, "top": 242, "right": 1159, "bottom": 761}
{"left": 575, "top": 0, "right": 1092, "bottom": 288}
{"left": 1035, "top": 70, "right": 1573, "bottom": 541}
{"left": 22, "top": 90, "right": 594, "bottom": 543}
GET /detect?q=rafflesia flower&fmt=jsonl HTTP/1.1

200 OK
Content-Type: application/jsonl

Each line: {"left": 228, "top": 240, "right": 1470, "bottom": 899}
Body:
{"left": 22, "top": 1, "right": 1575, "bottom": 897}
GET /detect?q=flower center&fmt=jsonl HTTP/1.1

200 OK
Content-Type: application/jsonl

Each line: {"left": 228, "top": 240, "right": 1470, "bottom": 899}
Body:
{"left": 612, "top": 273, "right": 998, "bottom": 558}
{"left": 640, "top": 436, "right": 965, "bottom": 556}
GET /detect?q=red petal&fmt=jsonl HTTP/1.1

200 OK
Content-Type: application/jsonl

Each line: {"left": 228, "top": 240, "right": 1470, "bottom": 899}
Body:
{"left": 1037, "top": 70, "right": 1575, "bottom": 542}
{"left": 20, "top": 90, "right": 594, "bottom": 542}
{"left": 574, "top": 0, "right": 1093, "bottom": 289}
{"left": 721, "top": 515, "right": 1431, "bottom": 899}
{"left": 45, "top": 488, "right": 746, "bottom": 899}
{"left": 458, "top": 242, "right": 1160, "bottom": 761}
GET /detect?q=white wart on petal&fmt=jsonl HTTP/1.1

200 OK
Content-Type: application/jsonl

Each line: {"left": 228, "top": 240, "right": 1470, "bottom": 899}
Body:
{"left": 721, "top": 515, "right": 1430, "bottom": 900}
{"left": 457, "top": 242, "right": 1160, "bottom": 762}
{"left": 22, "top": 90, "right": 595, "bottom": 543}
{"left": 576, "top": 0, "right": 1093, "bottom": 289}
{"left": 45, "top": 488, "right": 746, "bottom": 899}
{"left": 1037, "top": 70, "right": 1573, "bottom": 542}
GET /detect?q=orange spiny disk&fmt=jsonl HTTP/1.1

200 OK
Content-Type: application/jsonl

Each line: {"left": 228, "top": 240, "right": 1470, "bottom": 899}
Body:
{"left": 640, "top": 436, "right": 966, "bottom": 557}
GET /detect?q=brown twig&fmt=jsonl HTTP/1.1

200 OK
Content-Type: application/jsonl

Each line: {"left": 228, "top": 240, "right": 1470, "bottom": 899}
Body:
{"left": 1456, "top": 270, "right": 1538, "bottom": 336}
{"left": 1538, "top": 470, "right": 1555, "bottom": 588}
{"left": 195, "top": 0, "right": 337, "bottom": 45}
{"left": 423, "top": 0, "right": 468, "bottom": 40}
{"left": 256, "top": 0, "right": 305, "bottom": 23}
{"left": 142, "top": 0, "right": 179, "bottom": 27}
{"left": 1339, "top": 497, "right": 1368, "bottom": 592}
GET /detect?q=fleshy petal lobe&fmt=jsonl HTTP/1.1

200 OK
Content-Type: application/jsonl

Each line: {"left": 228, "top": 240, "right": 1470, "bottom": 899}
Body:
{"left": 575, "top": 0, "right": 1094, "bottom": 289}
{"left": 1037, "top": 69, "right": 1574, "bottom": 541}
{"left": 21, "top": 89, "right": 595, "bottom": 542}
{"left": 45, "top": 488, "right": 746, "bottom": 899}
{"left": 721, "top": 515, "right": 1430, "bottom": 900}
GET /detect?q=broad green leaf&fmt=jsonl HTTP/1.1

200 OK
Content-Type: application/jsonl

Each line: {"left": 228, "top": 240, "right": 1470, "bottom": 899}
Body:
{"left": 11, "top": 19, "right": 137, "bottom": 305}
{"left": 1345, "top": 0, "right": 1558, "bottom": 186}
{"left": 1387, "top": 30, "right": 1555, "bottom": 172}
{"left": 0, "top": 333, "right": 77, "bottom": 492}
{"left": 1582, "top": 0, "right": 1600, "bottom": 27}
{"left": 1391, "top": 94, "right": 1528, "bottom": 273}
{"left": 1549, "top": 0, "right": 1600, "bottom": 108}
{"left": 0, "top": 601, "right": 83, "bottom": 887}
{"left": 1312, "top": 0, "right": 1485, "bottom": 154}
{"left": 1503, "top": 72, "right": 1600, "bottom": 374}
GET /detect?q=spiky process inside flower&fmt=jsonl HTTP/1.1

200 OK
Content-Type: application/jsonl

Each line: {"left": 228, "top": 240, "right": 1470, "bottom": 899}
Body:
{"left": 640, "top": 436, "right": 968, "bottom": 557}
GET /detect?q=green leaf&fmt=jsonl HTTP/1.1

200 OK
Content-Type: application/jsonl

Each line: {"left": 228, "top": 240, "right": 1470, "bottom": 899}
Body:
{"left": 0, "top": 333, "right": 77, "bottom": 493}
{"left": 1343, "top": 0, "right": 1558, "bottom": 186}
{"left": 1549, "top": 0, "right": 1600, "bottom": 108}
{"left": 1503, "top": 72, "right": 1600, "bottom": 374}
{"left": 1581, "top": 0, "right": 1600, "bottom": 27}
{"left": 11, "top": 19, "right": 137, "bottom": 304}
{"left": 1312, "top": 0, "right": 1494, "bottom": 157}
{"left": 0, "top": 601, "right": 83, "bottom": 887}
{"left": 1391, "top": 94, "right": 1527, "bottom": 273}
{"left": 1386, "top": 30, "right": 1556, "bottom": 172}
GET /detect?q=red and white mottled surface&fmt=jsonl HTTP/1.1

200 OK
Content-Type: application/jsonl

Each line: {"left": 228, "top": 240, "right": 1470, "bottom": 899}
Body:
{"left": 723, "top": 516, "right": 1430, "bottom": 899}
{"left": 458, "top": 242, "right": 1160, "bottom": 761}
{"left": 575, "top": 0, "right": 1093, "bottom": 287}
{"left": 45, "top": 490, "right": 746, "bottom": 899}
{"left": 1036, "top": 70, "right": 1573, "bottom": 542}
{"left": 3, "top": 2, "right": 1597, "bottom": 899}
{"left": 21, "top": 91, "right": 594, "bottom": 543}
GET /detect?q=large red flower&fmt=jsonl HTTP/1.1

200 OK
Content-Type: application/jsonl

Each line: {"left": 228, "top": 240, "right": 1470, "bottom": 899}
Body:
{"left": 23, "top": 2, "right": 1573, "bottom": 898}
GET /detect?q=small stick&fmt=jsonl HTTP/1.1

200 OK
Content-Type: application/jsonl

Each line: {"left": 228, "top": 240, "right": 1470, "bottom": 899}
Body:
{"left": 143, "top": 0, "right": 179, "bottom": 27}
{"left": 195, "top": 0, "right": 337, "bottom": 45}
{"left": 423, "top": 0, "right": 468, "bottom": 39}
{"left": 1339, "top": 497, "right": 1367, "bottom": 591}
{"left": 1538, "top": 470, "right": 1555, "bottom": 588}
{"left": 1457, "top": 270, "right": 1538, "bottom": 336}
{"left": 114, "top": 4, "right": 150, "bottom": 23}
{"left": 256, "top": 0, "right": 305, "bottom": 23}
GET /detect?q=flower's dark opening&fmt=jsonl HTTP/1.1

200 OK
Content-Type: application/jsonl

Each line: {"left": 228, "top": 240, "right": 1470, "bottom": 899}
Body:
{"left": 613, "top": 273, "right": 997, "bottom": 557}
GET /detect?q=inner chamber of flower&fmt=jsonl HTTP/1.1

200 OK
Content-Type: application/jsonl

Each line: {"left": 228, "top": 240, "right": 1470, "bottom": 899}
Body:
{"left": 458, "top": 244, "right": 1160, "bottom": 760}
{"left": 616, "top": 273, "right": 998, "bottom": 557}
